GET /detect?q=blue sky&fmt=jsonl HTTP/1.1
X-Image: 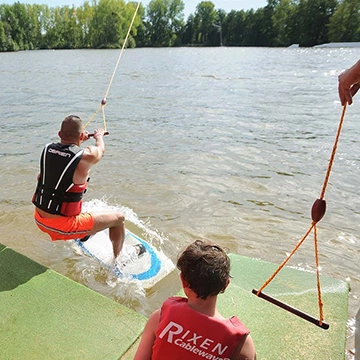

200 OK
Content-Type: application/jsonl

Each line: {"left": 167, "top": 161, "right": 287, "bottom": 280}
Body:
{"left": 1, "top": 0, "right": 268, "bottom": 17}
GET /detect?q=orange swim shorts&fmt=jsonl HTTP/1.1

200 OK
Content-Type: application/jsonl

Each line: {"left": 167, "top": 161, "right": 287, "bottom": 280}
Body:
{"left": 34, "top": 209, "right": 95, "bottom": 241}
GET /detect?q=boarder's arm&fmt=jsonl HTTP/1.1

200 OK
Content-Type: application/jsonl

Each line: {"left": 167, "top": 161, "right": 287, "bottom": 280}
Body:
{"left": 73, "top": 129, "right": 105, "bottom": 183}
{"left": 82, "top": 128, "right": 105, "bottom": 165}
{"left": 134, "top": 309, "right": 160, "bottom": 360}
{"left": 338, "top": 59, "right": 360, "bottom": 106}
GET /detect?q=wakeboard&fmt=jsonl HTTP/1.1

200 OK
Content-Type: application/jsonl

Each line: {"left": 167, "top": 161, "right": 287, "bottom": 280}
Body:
{"left": 74, "top": 229, "right": 175, "bottom": 288}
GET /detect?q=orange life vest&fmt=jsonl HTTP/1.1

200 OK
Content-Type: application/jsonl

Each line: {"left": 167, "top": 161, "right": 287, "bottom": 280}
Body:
{"left": 152, "top": 297, "right": 249, "bottom": 360}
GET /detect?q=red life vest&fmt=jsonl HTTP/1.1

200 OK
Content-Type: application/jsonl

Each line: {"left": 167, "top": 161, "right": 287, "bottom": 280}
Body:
{"left": 152, "top": 297, "right": 249, "bottom": 360}
{"left": 32, "top": 143, "right": 87, "bottom": 216}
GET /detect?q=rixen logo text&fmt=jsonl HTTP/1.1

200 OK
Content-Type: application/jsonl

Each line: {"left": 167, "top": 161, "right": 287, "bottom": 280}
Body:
{"left": 158, "top": 321, "right": 230, "bottom": 360}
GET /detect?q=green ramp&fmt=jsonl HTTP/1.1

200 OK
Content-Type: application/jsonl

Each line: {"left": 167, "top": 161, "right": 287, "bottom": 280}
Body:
{"left": 218, "top": 254, "right": 349, "bottom": 360}
{"left": 0, "top": 244, "right": 146, "bottom": 360}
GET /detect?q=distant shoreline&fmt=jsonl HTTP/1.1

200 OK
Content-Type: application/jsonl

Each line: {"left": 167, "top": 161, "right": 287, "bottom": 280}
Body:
{"left": 314, "top": 42, "right": 360, "bottom": 48}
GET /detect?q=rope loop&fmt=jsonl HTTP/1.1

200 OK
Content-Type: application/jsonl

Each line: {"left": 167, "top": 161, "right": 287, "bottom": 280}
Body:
{"left": 255, "top": 104, "right": 348, "bottom": 326}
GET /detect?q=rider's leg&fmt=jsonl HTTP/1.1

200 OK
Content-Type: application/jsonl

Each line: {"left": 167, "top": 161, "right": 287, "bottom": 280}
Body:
{"left": 89, "top": 211, "right": 125, "bottom": 258}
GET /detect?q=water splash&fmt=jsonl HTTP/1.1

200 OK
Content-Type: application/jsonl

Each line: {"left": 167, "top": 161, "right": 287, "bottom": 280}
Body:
{"left": 64, "top": 199, "right": 175, "bottom": 314}
{"left": 83, "top": 198, "right": 168, "bottom": 245}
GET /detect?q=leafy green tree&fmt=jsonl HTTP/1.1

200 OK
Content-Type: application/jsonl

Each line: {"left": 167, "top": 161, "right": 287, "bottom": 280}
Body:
{"left": 193, "top": 1, "right": 217, "bottom": 45}
{"left": 243, "top": 6, "right": 275, "bottom": 46}
{"left": 145, "top": 0, "right": 184, "bottom": 46}
{"left": 0, "top": 19, "right": 6, "bottom": 51}
{"left": 240, "top": 9, "right": 258, "bottom": 46}
{"left": 222, "top": 10, "right": 246, "bottom": 46}
{"left": 118, "top": 1, "right": 144, "bottom": 48}
{"left": 41, "top": 6, "right": 65, "bottom": 48}
{"left": 181, "top": 13, "right": 196, "bottom": 44}
{"left": 50, "top": 6, "right": 82, "bottom": 49}
{"left": 295, "top": 0, "right": 338, "bottom": 46}
{"left": 92, "top": 0, "right": 127, "bottom": 48}
{"left": 26, "top": 4, "right": 44, "bottom": 49}
{"left": 328, "top": 0, "right": 360, "bottom": 42}
{"left": 68, "top": 6, "right": 82, "bottom": 48}
{"left": 11, "top": 2, "right": 33, "bottom": 49}
{"left": 76, "top": 1, "right": 95, "bottom": 47}
{"left": 210, "top": 8, "right": 225, "bottom": 46}
{"left": 258, "top": 2, "right": 278, "bottom": 46}
{"left": 0, "top": 4, "right": 20, "bottom": 50}
{"left": 270, "top": 0, "right": 297, "bottom": 46}
{"left": 4, "top": 0, "right": 360, "bottom": 50}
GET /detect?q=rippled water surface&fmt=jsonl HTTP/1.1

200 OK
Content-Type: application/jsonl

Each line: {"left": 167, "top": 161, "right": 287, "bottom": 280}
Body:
{"left": 1, "top": 47, "right": 359, "bottom": 356}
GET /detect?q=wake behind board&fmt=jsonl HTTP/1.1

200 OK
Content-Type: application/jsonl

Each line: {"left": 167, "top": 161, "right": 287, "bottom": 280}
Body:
{"left": 74, "top": 229, "right": 175, "bottom": 288}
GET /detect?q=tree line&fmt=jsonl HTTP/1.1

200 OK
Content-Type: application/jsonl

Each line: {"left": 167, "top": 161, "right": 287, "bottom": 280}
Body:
{"left": 0, "top": 0, "right": 359, "bottom": 52}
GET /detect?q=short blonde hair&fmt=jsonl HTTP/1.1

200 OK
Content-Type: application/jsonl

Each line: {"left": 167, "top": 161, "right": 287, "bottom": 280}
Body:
{"left": 59, "top": 115, "right": 83, "bottom": 142}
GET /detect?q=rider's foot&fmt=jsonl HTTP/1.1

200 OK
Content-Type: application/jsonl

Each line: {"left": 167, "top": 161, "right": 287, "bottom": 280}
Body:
{"left": 134, "top": 243, "right": 146, "bottom": 257}
{"left": 79, "top": 235, "right": 91, "bottom": 242}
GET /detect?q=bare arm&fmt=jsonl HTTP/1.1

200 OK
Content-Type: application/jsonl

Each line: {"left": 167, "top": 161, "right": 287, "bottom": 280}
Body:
{"left": 134, "top": 310, "right": 160, "bottom": 360}
{"left": 231, "top": 334, "right": 256, "bottom": 360}
{"left": 73, "top": 128, "right": 105, "bottom": 184}
{"left": 338, "top": 59, "right": 360, "bottom": 106}
{"left": 82, "top": 128, "right": 105, "bottom": 165}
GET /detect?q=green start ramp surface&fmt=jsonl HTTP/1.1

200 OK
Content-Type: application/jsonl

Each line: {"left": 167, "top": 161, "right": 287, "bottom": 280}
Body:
{"left": 219, "top": 254, "right": 349, "bottom": 360}
{"left": 0, "top": 244, "right": 146, "bottom": 360}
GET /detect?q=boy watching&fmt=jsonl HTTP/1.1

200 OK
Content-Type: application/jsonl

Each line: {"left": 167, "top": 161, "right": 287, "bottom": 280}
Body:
{"left": 135, "top": 240, "right": 256, "bottom": 360}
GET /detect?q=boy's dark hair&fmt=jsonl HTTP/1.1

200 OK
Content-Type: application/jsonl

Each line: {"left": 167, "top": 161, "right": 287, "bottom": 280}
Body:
{"left": 177, "top": 240, "right": 231, "bottom": 299}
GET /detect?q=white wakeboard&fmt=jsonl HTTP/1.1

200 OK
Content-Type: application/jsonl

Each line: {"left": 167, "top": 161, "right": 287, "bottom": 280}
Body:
{"left": 74, "top": 229, "right": 175, "bottom": 288}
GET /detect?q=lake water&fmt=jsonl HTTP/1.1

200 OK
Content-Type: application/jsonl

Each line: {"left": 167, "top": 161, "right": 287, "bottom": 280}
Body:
{"left": 1, "top": 47, "right": 359, "bottom": 357}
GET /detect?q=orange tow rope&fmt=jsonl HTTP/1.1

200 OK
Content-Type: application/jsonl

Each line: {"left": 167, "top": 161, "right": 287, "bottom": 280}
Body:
{"left": 253, "top": 103, "right": 347, "bottom": 329}
{"left": 83, "top": 1, "right": 142, "bottom": 133}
